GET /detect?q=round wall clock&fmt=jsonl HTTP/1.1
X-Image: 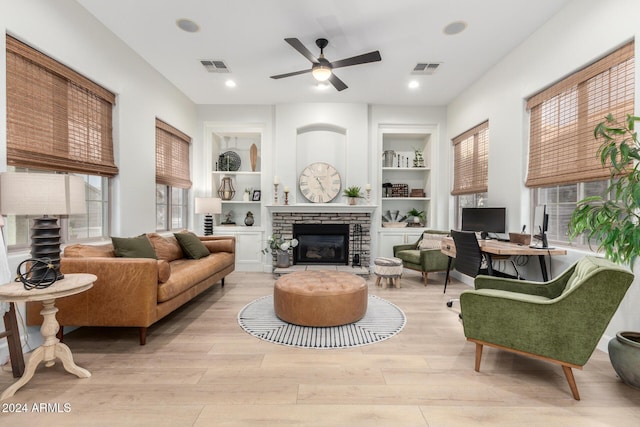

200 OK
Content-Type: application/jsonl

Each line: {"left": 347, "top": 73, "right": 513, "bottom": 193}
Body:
{"left": 299, "top": 162, "right": 341, "bottom": 203}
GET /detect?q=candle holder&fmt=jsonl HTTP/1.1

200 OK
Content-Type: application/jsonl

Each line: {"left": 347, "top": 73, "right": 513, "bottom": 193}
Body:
{"left": 284, "top": 189, "right": 289, "bottom": 205}
{"left": 274, "top": 183, "right": 279, "bottom": 204}
{"left": 366, "top": 188, "right": 371, "bottom": 204}
{"left": 217, "top": 177, "right": 235, "bottom": 201}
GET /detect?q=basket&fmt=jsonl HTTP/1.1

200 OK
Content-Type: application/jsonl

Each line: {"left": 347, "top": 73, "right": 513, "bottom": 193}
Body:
{"left": 509, "top": 233, "right": 531, "bottom": 245}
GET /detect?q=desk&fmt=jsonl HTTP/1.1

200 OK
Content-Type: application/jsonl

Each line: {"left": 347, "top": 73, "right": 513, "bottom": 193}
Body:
{"left": 0, "top": 273, "right": 96, "bottom": 400}
{"left": 441, "top": 237, "right": 566, "bottom": 282}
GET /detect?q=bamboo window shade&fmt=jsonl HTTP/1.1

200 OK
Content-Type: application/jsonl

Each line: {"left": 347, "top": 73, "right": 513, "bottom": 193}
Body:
{"left": 155, "top": 119, "right": 192, "bottom": 189}
{"left": 451, "top": 121, "right": 489, "bottom": 195}
{"left": 6, "top": 35, "right": 118, "bottom": 176}
{"left": 525, "top": 41, "right": 634, "bottom": 188}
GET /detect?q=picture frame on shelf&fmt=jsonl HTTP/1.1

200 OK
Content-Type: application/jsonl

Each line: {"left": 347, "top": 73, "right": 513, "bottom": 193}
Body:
{"left": 252, "top": 190, "right": 261, "bottom": 201}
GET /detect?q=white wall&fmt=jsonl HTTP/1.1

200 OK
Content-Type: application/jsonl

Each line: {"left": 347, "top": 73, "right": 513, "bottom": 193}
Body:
{"left": 0, "top": 0, "right": 197, "bottom": 360}
{"left": 446, "top": 0, "right": 640, "bottom": 348}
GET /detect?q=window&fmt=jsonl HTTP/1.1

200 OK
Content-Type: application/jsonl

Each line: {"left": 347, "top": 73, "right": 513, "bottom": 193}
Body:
{"left": 451, "top": 121, "right": 489, "bottom": 227}
{"left": 155, "top": 119, "right": 192, "bottom": 231}
{"left": 526, "top": 42, "right": 634, "bottom": 245}
{"left": 5, "top": 36, "right": 116, "bottom": 249}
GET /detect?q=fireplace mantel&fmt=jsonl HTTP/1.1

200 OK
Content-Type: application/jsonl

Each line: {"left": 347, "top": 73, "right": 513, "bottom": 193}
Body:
{"left": 266, "top": 204, "right": 377, "bottom": 214}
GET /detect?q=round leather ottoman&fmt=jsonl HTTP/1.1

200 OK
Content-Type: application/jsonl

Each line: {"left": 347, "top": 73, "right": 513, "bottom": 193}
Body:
{"left": 274, "top": 270, "right": 368, "bottom": 327}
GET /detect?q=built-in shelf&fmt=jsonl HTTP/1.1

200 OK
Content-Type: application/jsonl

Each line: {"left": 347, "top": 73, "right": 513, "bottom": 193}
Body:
{"left": 382, "top": 167, "right": 430, "bottom": 171}
{"left": 219, "top": 200, "right": 261, "bottom": 204}
{"left": 212, "top": 171, "right": 261, "bottom": 176}
{"left": 382, "top": 197, "right": 431, "bottom": 201}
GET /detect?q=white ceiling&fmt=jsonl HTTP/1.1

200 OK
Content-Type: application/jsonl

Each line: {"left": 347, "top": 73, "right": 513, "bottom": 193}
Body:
{"left": 76, "top": 0, "right": 571, "bottom": 106}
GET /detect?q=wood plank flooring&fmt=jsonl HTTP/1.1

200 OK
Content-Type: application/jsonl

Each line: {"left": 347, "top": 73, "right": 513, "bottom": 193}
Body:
{"left": 1, "top": 270, "right": 639, "bottom": 426}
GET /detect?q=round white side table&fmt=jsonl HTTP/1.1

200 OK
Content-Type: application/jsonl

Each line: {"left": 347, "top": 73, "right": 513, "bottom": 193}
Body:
{"left": 0, "top": 273, "right": 96, "bottom": 400}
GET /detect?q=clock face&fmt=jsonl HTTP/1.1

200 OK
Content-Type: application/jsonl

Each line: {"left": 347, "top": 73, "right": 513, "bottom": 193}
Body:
{"left": 299, "top": 162, "right": 341, "bottom": 203}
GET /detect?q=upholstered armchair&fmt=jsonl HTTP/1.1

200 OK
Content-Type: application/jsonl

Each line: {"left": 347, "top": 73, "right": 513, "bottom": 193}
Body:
{"left": 393, "top": 230, "right": 452, "bottom": 286}
{"left": 459, "top": 256, "right": 634, "bottom": 400}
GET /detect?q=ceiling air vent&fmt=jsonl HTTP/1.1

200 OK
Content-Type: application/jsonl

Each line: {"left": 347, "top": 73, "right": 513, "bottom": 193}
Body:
{"left": 412, "top": 62, "right": 441, "bottom": 75}
{"left": 200, "top": 60, "right": 230, "bottom": 73}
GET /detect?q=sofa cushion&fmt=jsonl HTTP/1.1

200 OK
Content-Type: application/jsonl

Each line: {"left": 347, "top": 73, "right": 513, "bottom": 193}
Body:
{"left": 157, "top": 260, "right": 171, "bottom": 283}
{"left": 157, "top": 252, "right": 234, "bottom": 302}
{"left": 418, "top": 232, "right": 445, "bottom": 250}
{"left": 174, "top": 232, "right": 210, "bottom": 259}
{"left": 64, "top": 243, "right": 115, "bottom": 258}
{"left": 112, "top": 235, "right": 157, "bottom": 259}
{"left": 395, "top": 249, "right": 421, "bottom": 265}
{"left": 147, "top": 233, "right": 184, "bottom": 262}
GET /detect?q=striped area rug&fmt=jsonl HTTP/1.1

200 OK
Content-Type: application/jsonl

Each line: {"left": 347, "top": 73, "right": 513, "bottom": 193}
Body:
{"left": 237, "top": 295, "right": 406, "bottom": 349}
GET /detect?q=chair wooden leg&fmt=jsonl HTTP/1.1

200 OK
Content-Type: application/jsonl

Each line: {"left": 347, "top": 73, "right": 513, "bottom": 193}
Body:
{"left": 422, "top": 272, "right": 428, "bottom": 286}
{"left": 562, "top": 365, "right": 581, "bottom": 400}
{"left": 2, "top": 303, "right": 25, "bottom": 378}
{"left": 375, "top": 276, "right": 381, "bottom": 287}
{"left": 474, "top": 342, "right": 483, "bottom": 372}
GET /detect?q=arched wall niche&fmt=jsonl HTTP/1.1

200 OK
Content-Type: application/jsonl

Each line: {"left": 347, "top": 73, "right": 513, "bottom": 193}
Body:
{"left": 295, "top": 123, "right": 347, "bottom": 202}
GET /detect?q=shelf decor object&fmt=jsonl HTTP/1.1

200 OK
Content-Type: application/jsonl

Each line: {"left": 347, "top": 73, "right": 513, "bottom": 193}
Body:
{"left": 0, "top": 172, "right": 86, "bottom": 282}
{"left": 217, "top": 177, "right": 236, "bottom": 201}
{"left": 218, "top": 151, "right": 241, "bottom": 172}
{"left": 250, "top": 143, "right": 258, "bottom": 172}
{"left": 195, "top": 197, "right": 222, "bottom": 236}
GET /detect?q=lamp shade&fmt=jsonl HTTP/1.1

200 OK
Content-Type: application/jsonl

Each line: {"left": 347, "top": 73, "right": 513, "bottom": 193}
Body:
{"left": 0, "top": 172, "right": 86, "bottom": 216}
{"left": 195, "top": 197, "right": 222, "bottom": 215}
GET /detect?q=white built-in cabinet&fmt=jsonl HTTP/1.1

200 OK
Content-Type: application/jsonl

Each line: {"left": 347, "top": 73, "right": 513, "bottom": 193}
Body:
{"left": 206, "top": 125, "right": 266, "bottom": 272}
{"left": 378, "top": 125, "right": 436, "bottom": 258}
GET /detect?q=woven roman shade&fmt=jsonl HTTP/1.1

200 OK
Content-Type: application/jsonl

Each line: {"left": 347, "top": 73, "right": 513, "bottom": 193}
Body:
{"left": 526, "top": 42, "right": 634, "bottom": 188}
{"left": 6, "top": 35, "right": 118, "bottom": 176}
{"left": 155, "top": 119, "right": 192, "bottom": 189}
{"left": 451, "top": 121, "right": 489, "bottom": 195}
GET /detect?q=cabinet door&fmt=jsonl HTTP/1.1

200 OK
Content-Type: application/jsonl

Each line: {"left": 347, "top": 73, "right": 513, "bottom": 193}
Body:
{"left": 379, "top": 233, "right": 408, "bottom": 258}
{"left": 234, "top": 232, "right": 263, "bottom": 271}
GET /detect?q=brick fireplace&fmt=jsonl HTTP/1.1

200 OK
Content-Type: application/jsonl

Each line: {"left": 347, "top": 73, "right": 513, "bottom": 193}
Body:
{"left": 269, "top": 205, "right": 374, "bottom": 268}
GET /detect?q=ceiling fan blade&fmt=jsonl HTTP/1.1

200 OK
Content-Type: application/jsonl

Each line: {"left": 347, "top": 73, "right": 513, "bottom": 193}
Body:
{"left": 328, "top": 74, "right": 348, "bottom": 91}
{"left": 284, "top": 38, "right": 318, "bottom": 63}
{"left": 270, "top": 69, "right": 312, "bottom": 79}
{"left": 330, "top": 51, "right": 381, "bottom": 69}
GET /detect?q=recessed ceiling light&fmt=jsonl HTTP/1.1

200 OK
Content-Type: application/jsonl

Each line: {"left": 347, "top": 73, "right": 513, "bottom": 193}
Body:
{"left": 176, "top": 18, "right": 200, "bottom": 33}
{"left": 443, "top": 21, "right": 467, "bottom": 35}
{"left": 408, "top": 80, "right": 420, "bottom": 89}
{"left": 225, "top": 80, "right": 236, "bottom": 88}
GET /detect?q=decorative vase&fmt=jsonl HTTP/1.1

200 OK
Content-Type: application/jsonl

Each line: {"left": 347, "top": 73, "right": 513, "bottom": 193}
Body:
{"left": 244, "top": 211, "right": 254, "bottom": 226}
{"left": 276, "top": 250, "right": 290, "bottom": 268}
{"left": 608, "top": 331, "right": 640, "bottom": 390}
{"left": 348, "top": 197, "right": 357, "bottom": 206}
{"left": 243, "top": 191, "right": 250, "bottom": 201}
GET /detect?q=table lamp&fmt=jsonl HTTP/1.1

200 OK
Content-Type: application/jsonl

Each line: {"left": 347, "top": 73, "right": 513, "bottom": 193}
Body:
{"left": 0, "top": 172, "right": 86, "bottom": 281}
{"left": 195, "top": 197, "right": 222, "bottom": 236}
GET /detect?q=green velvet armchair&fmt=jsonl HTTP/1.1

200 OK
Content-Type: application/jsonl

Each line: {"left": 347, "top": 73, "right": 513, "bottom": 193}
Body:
{"left": 393, "top": 230, "right": 452, "bottom": 286}
{"left": 459, "top": 256, "right": 634, "bottom": 400}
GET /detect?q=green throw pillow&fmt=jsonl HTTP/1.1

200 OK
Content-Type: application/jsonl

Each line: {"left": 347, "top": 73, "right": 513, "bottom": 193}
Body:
{"left": 111, "top": 235, "right": 158, "bottom": 259}
{"left": 174, "top": 232, "right": 210, "bottom": 259}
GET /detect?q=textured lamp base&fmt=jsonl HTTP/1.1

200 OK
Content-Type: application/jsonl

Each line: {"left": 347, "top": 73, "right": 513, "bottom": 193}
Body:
{"left": 203, "top": 215, "right": 213, "bottom": 236}
{"left": 31, "top": 216, "right": 63, "bottom": 281}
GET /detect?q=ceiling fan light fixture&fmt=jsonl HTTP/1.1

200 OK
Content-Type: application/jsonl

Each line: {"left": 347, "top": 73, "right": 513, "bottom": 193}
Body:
{"left": 312, "top": 64, "right": 332, "bottom": 82}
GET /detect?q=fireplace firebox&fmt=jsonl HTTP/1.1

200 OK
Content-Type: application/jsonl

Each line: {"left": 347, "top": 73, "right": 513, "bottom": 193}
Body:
{"left": 293, "top": 224, "right": 349, "bottom": 265}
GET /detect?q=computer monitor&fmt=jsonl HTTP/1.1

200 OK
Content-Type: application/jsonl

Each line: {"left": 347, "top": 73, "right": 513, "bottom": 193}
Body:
{"left": 532, "top": 204, "right": 550, "bottom": 248}
{"left": 461, "top": 207, "right": 506, "bottom": 238}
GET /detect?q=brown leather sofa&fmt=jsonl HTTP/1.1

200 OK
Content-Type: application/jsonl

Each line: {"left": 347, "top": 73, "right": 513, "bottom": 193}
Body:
{"left": 26, "top": 233, "right": 235, "bottom": 345}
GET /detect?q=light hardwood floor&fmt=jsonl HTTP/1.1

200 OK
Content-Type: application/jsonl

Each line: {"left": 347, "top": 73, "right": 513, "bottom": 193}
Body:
{"left": 1, "top": 270, "right": 639, "bottom": 426}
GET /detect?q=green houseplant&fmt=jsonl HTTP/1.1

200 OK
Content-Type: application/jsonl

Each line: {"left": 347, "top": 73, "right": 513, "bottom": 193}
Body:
{"left": 568, "top": 113, "right": 640, "bottom": 390}
{"left": 407, "top": 208, "right": 425, "bottom": 224}
{"left": 343, "top": 186, "right": 362, "bottom": 205}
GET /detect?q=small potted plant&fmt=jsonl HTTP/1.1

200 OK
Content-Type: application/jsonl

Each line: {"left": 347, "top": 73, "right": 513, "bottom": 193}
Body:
{"left": 343, "top": 186, "right": 362, "bottom": 205}
{"left": 568, "top": 113, "right": 640, "bottom": 390}
{"left": 262, "top": 235, "right": 299, "bottom": 268}
{"left": 407, "top": 208, "right": 425, "bottom": 225}
{"left": 243, "top": 187, "right": 252, "bottom": 201}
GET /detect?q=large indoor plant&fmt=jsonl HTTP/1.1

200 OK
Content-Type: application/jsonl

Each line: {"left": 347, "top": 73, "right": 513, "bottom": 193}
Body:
{"left": 568, "top": 113, "right": 640, "bottom": 390}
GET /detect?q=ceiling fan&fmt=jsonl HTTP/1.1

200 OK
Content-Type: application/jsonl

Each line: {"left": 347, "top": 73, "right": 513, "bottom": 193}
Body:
{"left": 270, "top": 38, "right": 381, "bottom": 91}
